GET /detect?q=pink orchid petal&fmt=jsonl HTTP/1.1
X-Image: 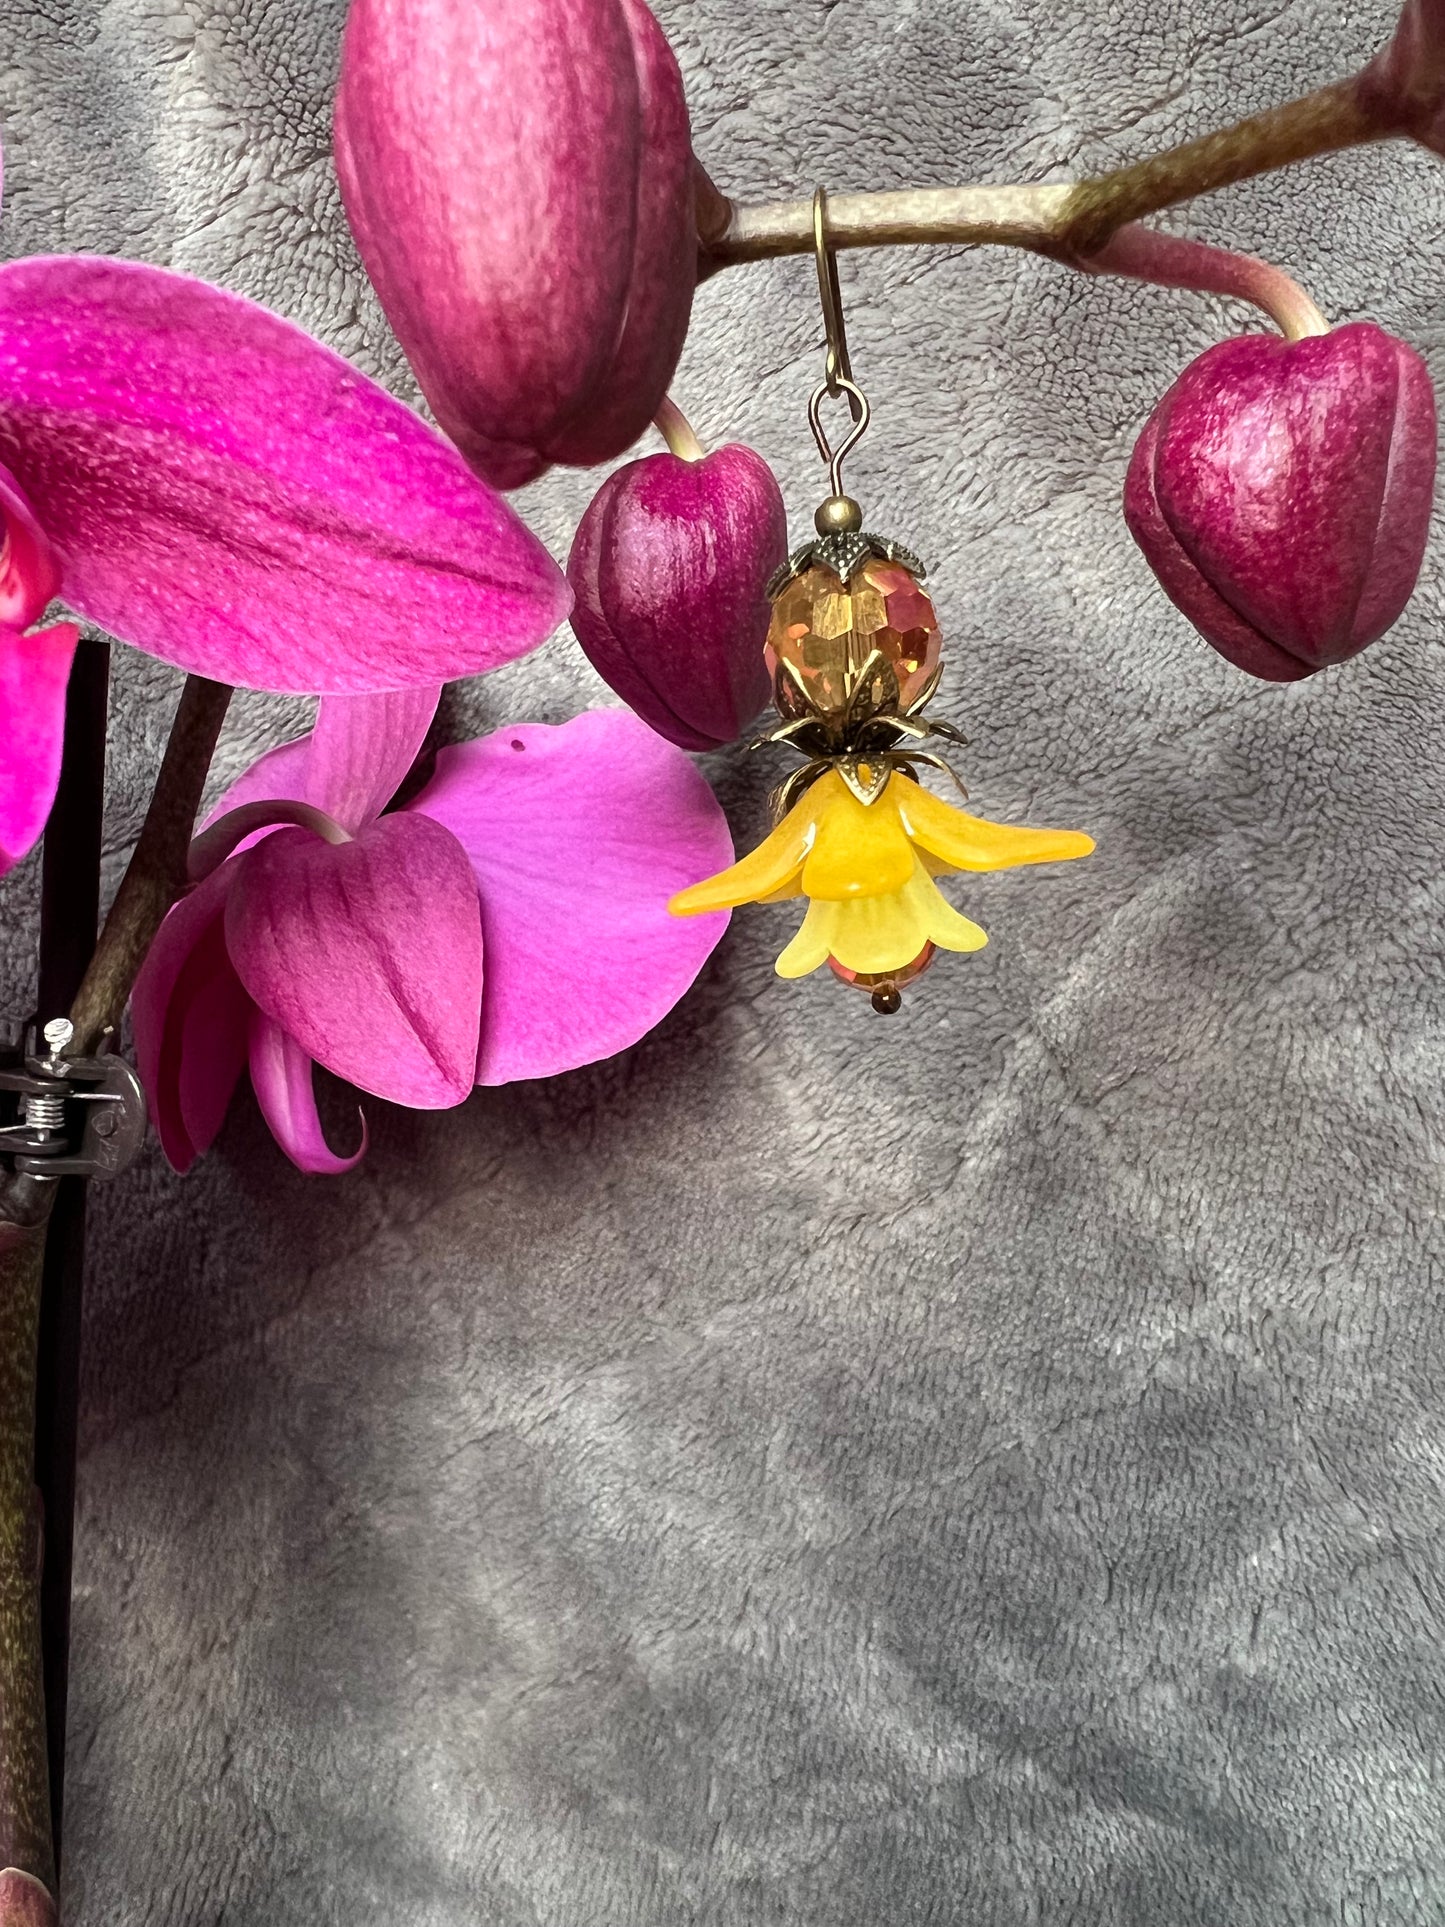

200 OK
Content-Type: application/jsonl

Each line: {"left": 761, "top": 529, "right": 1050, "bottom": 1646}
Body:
{"left": 0, "top": 622, "right": 78, "bottom": 877}
{"left": 408, "top": 709, "right": 732, "bottom": 1086}
{"left": 202, "top": 734, "right": 313, "bottom": 830}
{"left": 202, "top": 688, "right": 441, "bottom": 850}
{"left": 304, "top": 687, "right": 440, "bottom": 829}
{"left": 0, "top": 256, "right": 571, "bottom": 692}
{"left": 248, "top": 1011, "right": 368, "bottom": 1174}
{"left": 224, "top": 813, "right": 483, "bottom": 1108}
{"left": 131, "top": 863, "right": 255, "bottom": 1173}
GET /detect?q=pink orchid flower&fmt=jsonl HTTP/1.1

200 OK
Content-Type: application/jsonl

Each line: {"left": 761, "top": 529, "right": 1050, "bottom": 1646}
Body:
{"left": 0, "top": 160, "right": 570, "bottom": 875}
{"left": 132, "top": 690, "right": 732, "bottom": 1173}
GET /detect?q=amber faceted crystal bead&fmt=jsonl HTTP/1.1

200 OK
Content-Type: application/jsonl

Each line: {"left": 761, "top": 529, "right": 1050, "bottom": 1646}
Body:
{"left": 766, "top": 559, "right": 942, "bottom": 719}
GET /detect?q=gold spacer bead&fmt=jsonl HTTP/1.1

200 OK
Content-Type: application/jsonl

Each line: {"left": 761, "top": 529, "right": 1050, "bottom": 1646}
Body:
{"left": 814, "top": 495, "right": 863, "bottom": 536}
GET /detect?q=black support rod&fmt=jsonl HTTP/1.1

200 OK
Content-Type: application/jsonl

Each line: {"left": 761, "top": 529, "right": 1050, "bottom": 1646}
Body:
{"left": 33, "top": 635, "right": 110, "bottom": 1871}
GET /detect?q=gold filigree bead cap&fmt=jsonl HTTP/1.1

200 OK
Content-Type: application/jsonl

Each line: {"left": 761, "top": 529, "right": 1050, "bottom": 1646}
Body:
{"left": 814, "top": 494, "right": 863, "bottom": 536}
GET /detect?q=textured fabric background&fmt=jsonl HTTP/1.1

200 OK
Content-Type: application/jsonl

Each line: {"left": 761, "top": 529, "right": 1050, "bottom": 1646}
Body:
{"left": 4, "top": 1, "right": 1445, "bottom": 1921}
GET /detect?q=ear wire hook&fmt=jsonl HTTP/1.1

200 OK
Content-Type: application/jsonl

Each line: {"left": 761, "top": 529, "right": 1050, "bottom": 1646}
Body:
{"left": 807, "top": 378, "right": 871, "bottom": 499}
{"left": 813, "top": 186, "right": 861, "bottom": 408}
{"left": 808, "top": 186, "right": 871, "bottom": 498}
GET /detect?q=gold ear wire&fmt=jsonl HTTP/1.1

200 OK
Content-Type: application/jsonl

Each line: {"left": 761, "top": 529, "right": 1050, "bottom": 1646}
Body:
{"left": 812, "top": 187, "right": 860, "bottom": 406}
{"left": 809, "top": 187, "right": 870, "bottom": 499}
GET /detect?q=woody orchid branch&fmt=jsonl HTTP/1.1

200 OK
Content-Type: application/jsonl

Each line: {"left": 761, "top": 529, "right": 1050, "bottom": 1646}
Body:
{"left": 700, "top": 6, "right": 1443, "bottom": 276}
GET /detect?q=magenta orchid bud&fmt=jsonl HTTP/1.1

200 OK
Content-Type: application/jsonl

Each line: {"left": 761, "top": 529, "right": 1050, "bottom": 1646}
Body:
{"left": 1125, "top": 322, "right": 1438, "bottom": 682}
{"left": 567, "top": 444, "right": 787, "bottom": 750}
{"left": 335, "top": 0, "right": 696, "bottom": 491}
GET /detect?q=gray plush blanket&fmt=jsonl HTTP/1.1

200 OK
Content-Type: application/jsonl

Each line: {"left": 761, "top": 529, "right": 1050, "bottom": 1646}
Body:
{"left": 4, "top": 0, "right": 1445, "bottom": 1920}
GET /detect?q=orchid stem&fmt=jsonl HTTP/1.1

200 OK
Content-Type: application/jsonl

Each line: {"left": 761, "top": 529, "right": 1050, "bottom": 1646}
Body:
{"left": 1059, "top": 77, "right": 1387, "bottom": 254}
{"left": 0, "top": 1228, "right": 55, "bottom": 1918}
{"left": 0, "top": 673, "right": 231, "bottom": 1924}
{"left": 653, "top": 396, "right": 706, "bottom": 461}
{"left": 701, "top": 74, "right": 1393, "bottom": 273}
{"left": 1071, "top": 223, "right": 1330, "bottom": 339}
{"left": 68, "top": 676, "right": 232, "bottom": 1057}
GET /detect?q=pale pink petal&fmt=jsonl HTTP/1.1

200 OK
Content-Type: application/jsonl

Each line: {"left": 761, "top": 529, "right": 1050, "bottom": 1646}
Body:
{"left": 304, "top": 687, "right": 439, "bottom": 829}
{"left": 131, "top": 862, "right": 255, "bottom": 1173}
{"left": 202, "top": 688, "right": 440, "bottom": 847}
{"left": 247, "top": 1011, "right": 367, "bottom": 1174}
{"left": 0, "top": 256, "right": 571, "bottom": 692}
{"left": 408, "top": 709, "right": 731, "bottom": 1086}
{"left": 224, "top": 813, "right": 483, "bottom": 1107}
{"left": 201, "top": 734, "right": 314, "bottom": 831}
{"left": 0, "top": 622, "right": 78, "bottom": 877}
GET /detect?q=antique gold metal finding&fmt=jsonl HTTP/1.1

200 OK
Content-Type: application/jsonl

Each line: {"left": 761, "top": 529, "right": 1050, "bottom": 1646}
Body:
{"left": 670, "top": 197, "right": 1096, "bottom": 1012}
{"left": 758, "top": 192, "right": 963, "bottom": 809}
{"left": 748, "top": 187, "right": 968, "bottom": 1008}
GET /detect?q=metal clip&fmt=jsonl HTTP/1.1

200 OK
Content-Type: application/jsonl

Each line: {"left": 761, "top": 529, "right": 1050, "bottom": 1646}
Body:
{"left": 0, "top": 1018, "right": 147, "bottom": 1181}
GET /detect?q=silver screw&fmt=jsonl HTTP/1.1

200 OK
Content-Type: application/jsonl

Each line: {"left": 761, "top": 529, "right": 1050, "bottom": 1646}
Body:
{"left": 42, "top": 1019, "right": 73, "bottom": 1057}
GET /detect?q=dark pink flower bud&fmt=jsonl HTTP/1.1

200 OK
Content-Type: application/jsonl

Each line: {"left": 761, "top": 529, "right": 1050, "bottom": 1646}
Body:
{"left": 335, "top": 0, "right": 696, "bottom": 491}
{"left": 567, "top": 445, "right": 787, "bottom": 749}
{"left": 1125, "top": 322, "right": 1437, "bottom": 681}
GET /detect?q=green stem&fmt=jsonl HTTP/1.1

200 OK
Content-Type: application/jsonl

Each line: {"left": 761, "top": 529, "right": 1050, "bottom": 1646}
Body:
{"left": 67, "top": 676, "right": 232, "bottom": 1057}
{"left": 1058, "top": 78, "right": 1389, "bottom": 254}
{"left": 653, "top": 396, "right": 706, "bottom": 462}
{"left": 703, "top": 76, "right": 1395, "bottom": 270}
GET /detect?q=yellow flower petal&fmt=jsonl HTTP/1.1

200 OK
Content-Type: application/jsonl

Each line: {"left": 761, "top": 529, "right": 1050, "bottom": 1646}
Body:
{"left": 794, "top": 861, "right": 991, "bottom": 977}
{"left": 775, "top": 900, "right": 833, "bottom": 978}
{"left": 915, "top": 868, "right": 989, "bottom": 953}
{"left": 821, "top": 889, "right": 928, "bottom": 975}
{"left": 795, "top": 860, "right": 901, "bottom": 974}
{"left": 669, "top": 780, "right": 826, "bottom": 916}
{"left": 799, "top": 775, "right": 915, "bottom": 901}
{"left": 896, "top": 781, "right": 1095, "bottom": 874}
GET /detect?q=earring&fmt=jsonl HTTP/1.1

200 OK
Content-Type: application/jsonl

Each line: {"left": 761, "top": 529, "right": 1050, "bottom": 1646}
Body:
{"left": 669, "top": 190, "right": 1096, "bottom": 1014}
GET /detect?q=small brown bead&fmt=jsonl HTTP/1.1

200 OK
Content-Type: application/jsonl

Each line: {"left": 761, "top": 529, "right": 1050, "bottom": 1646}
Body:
{"left": 814, "top": 495, "right": 863, "bottom": 536}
